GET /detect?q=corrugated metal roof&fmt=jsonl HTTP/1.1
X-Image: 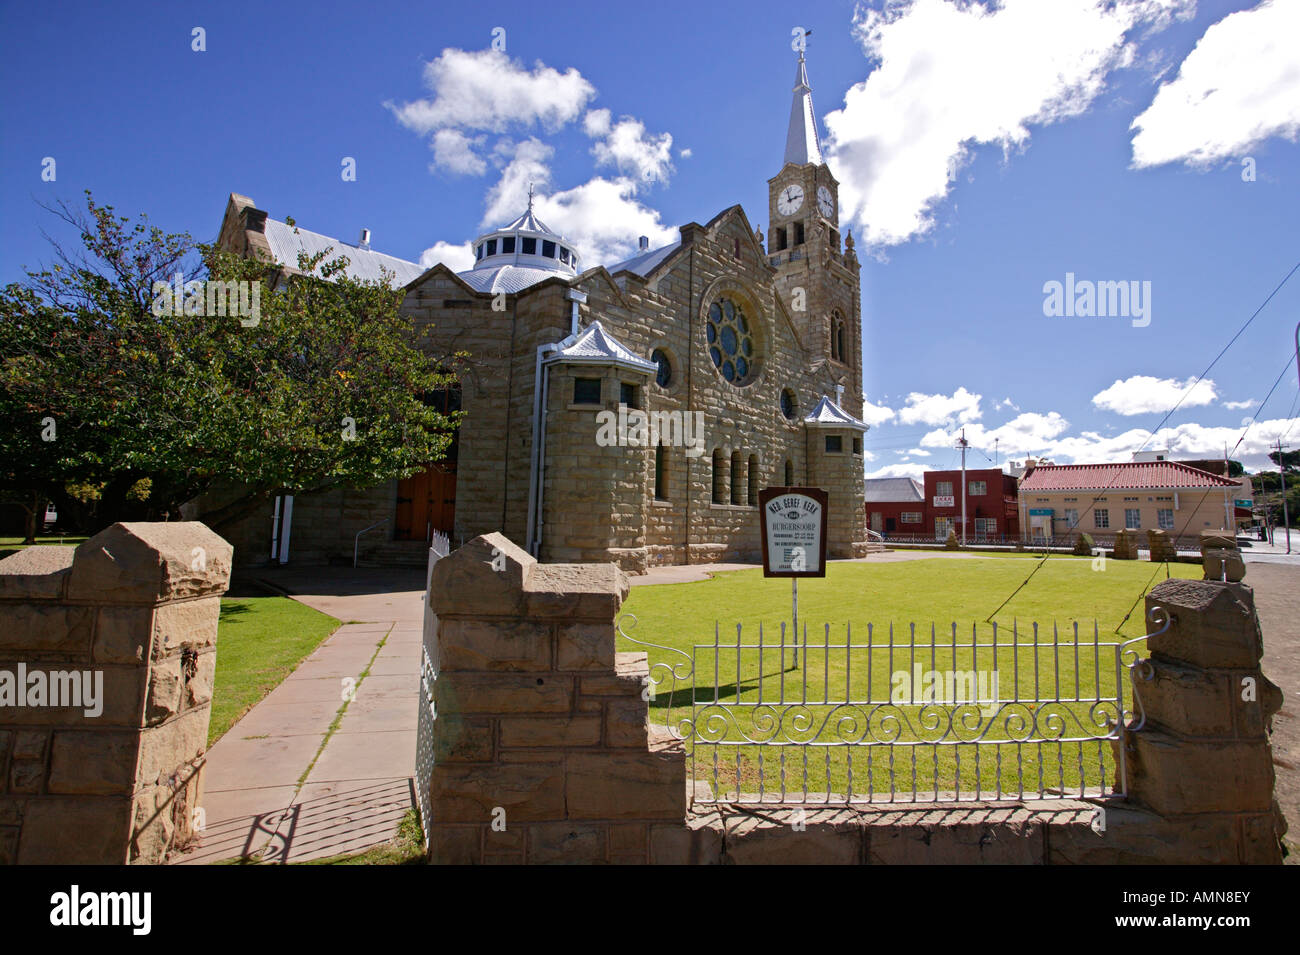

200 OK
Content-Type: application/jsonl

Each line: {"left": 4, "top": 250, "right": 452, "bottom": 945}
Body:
{"left": 1018, "top": 461, "right": 1239, "bottom": 491}
{"left": 502, "top": 208, "right": 558, "bottom": 236}
{"left": 456, "top": 264, "right": 567, "bottom": 294}
{"left": 804, "top": 395, "right": 869, "bottom": 431}
{"left": 864, "top": 477, "right": 924, "bottom": 503}
{"left": 549, "top": 320, "right": 656, "bottom": 373}
{"left": 262, "top": 218, "right": 426, "bottom": 286}
{"left": 609, "top": 240, "right": 681, "bottom": 278}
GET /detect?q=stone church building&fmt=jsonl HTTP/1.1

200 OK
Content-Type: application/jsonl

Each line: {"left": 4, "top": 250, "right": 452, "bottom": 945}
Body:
{"left": 207, "top": 53, "right": 871, "bottom": 572}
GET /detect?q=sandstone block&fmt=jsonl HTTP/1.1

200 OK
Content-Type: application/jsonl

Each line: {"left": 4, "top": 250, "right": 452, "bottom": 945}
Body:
{"left": 432, "top": 716, "right": 495, "bottom": 762}
{"left": 430, "top": 762, "right": 565, "bottom": 822}
{"left": 48, "top": 731, "right": 138, "bottom": 794}
{"left": 0, "top": 604, "right": 93, "bottom": 653}
{"left": 649, "top": 815, "right": 725, "bottom": 864}
{"left": 556, "top": 622, "right": 615, "bottom": 670}
{"left": 726, "top": 809, "right": 862, "bottom": 864}
{"left": 1135, "top": 658, "right": 1234, "bottom": 737}
{"left": 151, "top": 598, "right": 220, "bottom": 659}
{"left": 0, "top": 546, "right": 73, "bottom": 600}
{"left": 868, "top": 807, "right": 1043, "bottom": 864}
{"left": 1127, "top": 730, "right": 1275, "bottom": 815}
{"left": 93, "top": 606, "right": 152, "bottom": 663}
{"left": 605, "top": 699, "right": 650, "bottom": 747}
{"left": 499, "top": 715, "right": 600, "bottom": 748}
{"left": 565, "top": 750, "right": 686, "bottom": 820}
{"left": 1146, "top": 580, "right": 1262, "bottom": 669}
{"left": 429, "top": 825, "right": 481, "bottom": 865}
{"left": 134, "top": 708, "right": 209, "bottom": 785}
{"left": 435, "top": 673, "right": 572, "bottom": 715}
{"left": 437, "top": 618, "right": 552, "bottom": 672}
{"left": 68, "top": 522, "right": 232, "bottom": 604}
{"left": 16, "top": 797, "right": 132, "bottom": 864}
{"left": 527, "top": 822, "right": 607, "bottom": 863}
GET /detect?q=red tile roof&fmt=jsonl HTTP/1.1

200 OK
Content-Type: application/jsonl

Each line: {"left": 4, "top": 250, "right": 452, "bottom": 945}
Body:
{"left": 1019, "top": 461, "right": 1240, "bottom": 492}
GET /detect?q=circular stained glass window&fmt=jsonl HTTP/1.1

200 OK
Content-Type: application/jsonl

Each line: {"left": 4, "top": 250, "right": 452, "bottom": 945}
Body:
{"left": 651, "top": 348, "right": 671, "bottom": 387}
{"left": 706, "top": 296, "right": 755, "bottom": 385}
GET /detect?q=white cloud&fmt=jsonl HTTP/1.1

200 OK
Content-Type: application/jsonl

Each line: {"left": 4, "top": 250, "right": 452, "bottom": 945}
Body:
{"left": 822, "top": 0, "right": 1194, "bottom": 246}
{"left": 859, "top": 398, "right": 896, "bottom": 427}
{"left": 1092, "top": 375, "right": 1218, "bottom": 415}
{"left": 390, "top": 49, "right": 596, "bottom": 173}
{"left": 419, "top": 240, "right": 475, "bottom": 273}
{"left": 534, "top": 176, "right": 678, "bottom": 266}
{"left": 1223, "top": 399, "right": 1257, "bottom": 410}
{"left": 898, "top": 386, "right": 982, "bottom": 426}
{"left": 481, "top": 138, "right": 555, "bottom": 226}
{"left": 1042, "top": 417, "right": 1299, "bottom": 471}
{"left": 679, "top": 147, "right": 693, "bottom": 159}
{"left": 586, "top": 112, "right": 674, "bottom": 184}
{"left": 906, "top": 448, "right": 931, "bottom": 457}
{"left": 1131, "top": 1, "right": 1300, "bottom": 168}
{"left": 925, "top": 412, "right": 1071, "bottom": 457}
{"left": 996, "top": 397, "right": 1020, "bottom": 412}
{"left": 431, "top": 129, "right": 487, "bottom": 176}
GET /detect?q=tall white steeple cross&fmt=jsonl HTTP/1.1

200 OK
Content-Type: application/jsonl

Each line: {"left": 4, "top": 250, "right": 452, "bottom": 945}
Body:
{"left": 785, "top": 47, "right": 824, "bottom": 166}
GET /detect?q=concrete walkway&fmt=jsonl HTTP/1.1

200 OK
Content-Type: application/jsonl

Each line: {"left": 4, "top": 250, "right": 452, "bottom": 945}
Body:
{"left": 176, "top": 568, "right": 426, "bottom": 864}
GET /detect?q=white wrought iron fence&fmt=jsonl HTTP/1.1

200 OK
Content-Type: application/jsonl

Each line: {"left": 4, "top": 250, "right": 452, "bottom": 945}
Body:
{"left": 620, "top": 607, "right": 1166, "bottom": 807}
{"left": 414, "top": 529, "right": 452, "bottom": 849}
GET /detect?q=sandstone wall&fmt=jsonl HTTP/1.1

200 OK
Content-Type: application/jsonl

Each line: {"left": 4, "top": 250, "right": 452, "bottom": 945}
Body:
{"left": 0, "top": 522, "right": 231, "bottom": 864}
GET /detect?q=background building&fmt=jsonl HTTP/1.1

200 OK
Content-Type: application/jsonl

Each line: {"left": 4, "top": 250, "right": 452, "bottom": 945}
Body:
{"left": 864, "top": 468, "right": 1019, "bottom": 540}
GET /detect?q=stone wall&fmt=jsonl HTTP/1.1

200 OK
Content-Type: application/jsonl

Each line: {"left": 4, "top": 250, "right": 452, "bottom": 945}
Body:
{"left": 424, "top": 531, "right": 1283, "bottom": 864}
{"left": 0, "top": 522, "right": 231, "bottom": 864}
{"left": 424, "top": 533, "right": 685, "bottom": 863}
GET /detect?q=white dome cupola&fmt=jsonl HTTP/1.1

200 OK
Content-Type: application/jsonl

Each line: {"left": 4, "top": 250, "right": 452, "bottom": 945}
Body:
{"left": 459, "top": 186, "right": 580, "bottom": 293}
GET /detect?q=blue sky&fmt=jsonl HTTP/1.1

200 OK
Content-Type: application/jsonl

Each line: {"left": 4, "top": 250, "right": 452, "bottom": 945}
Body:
{"left": 2, "top": 0, "right": 1297, "bottom": 473}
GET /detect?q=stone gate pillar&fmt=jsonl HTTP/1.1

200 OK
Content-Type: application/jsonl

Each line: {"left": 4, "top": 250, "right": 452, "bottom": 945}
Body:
{"left": 424, "top": 533, "right": 686, "bottom": 863}
{"left": 0, "top": 522, "right": 232, "bottom": 864}
{"left": 1122, "top": 534, "right": 1285, "bottom": 863}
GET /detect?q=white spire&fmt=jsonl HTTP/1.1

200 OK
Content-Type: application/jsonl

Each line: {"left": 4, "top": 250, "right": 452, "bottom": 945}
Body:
{"left": 784, "top": 49, "right": 824, "bottom": 166}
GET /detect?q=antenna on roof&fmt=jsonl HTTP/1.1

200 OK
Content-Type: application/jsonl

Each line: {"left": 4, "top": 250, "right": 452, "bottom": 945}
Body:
{"left": 527, "top": 182, "right": 535, "bottom": 213}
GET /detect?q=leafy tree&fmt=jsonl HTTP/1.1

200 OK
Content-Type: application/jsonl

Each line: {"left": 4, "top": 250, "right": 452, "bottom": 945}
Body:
{"left": 1268, "top": 448, "right": 1300, "bottom": 472}
{"left": 0, "top": 192, "right": 462, "bottom": 538}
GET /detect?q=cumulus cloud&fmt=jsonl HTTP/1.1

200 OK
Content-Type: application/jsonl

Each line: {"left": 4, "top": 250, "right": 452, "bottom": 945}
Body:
{"left": 921, "top": 412, "right": 1071, "bottom": 457}
{"left": 822, "top": 0, "right": 1194, "bottom": 246}
{"left": 1091, "top": 375, "right": 1218, "bottom": 415}
{"left": 679, "top": 147, "right": 693, "bottom": 158}
{"left": 1131, "top": 1, "right": 1300, "bottom": 168}
{"left": 584, "top": 110, "right": 675, "bottom": 184}
{"left": 390, "top": 49, "right": 596, "bottom": 173}
{"left": 533, "top": 176, "right": 678, "bottom": 266}
{"left": 419, "top": 240, "right": 475, "bottom": 273}
{"left": 431, "top": 129, "right": 487, "bottom": 176}
{"left": 481, "top": 138, "right": 555, "bottom": 226}
{"left": 898, "top": 386, "right": 982, "bottom": 426}
{"left": 1042, "top": 417, "right": 1299, "bottom": 471}
{"left": 996, "top": 397, "right": 1020, "bottom": 412}
{"left": 859, "top": 397, "right": 896, "bottom": 427}
{"left": 1223, "top": 399, "right": 1257, "bottom": 410}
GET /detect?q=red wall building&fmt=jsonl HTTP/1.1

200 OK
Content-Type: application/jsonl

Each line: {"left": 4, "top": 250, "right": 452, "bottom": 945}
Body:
{"left": 866, "top": 468, "right": 1020, "bottom": 540}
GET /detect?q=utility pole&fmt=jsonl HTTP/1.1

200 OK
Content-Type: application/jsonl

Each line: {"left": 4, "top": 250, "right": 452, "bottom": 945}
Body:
{"left": 1278, "top": 439, "right": 1291, "bottom": 555}
{"left": 958, "top": 427, "right": 969, "bottom": 546}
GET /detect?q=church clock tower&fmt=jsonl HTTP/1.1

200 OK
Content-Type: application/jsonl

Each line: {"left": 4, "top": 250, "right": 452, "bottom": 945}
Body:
{"left": 767, "top": 50, "right": 863, "bottom": 418}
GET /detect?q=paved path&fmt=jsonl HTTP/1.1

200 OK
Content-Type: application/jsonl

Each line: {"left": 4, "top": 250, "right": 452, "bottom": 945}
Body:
{"left": 175, "top": 569, "right": 426, "bottom": 864}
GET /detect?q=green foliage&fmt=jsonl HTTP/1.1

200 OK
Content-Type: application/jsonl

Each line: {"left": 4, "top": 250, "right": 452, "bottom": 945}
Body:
{"left": 1268, "top": 449, "right": 1300, "bottom": 472}
{"left": 0, "top": 192, "right": 463, "bottom": 532}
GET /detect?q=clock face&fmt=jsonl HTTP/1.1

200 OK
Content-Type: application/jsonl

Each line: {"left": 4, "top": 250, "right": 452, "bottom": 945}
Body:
{"left": 777, "top": 183, "right": 804, "bottom": 216}
{"left": 817, "top": 186, "right": 835, "bottom": 218}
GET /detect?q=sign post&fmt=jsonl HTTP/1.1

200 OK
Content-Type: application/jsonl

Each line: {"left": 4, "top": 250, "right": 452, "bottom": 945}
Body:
{"left": 759, "top": 487, "right": 829, "bottom": 669}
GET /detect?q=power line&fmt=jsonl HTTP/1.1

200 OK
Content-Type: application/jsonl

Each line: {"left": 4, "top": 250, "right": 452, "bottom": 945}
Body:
{"left": 982, "top": 257, "right": 1300, "bottom": 623}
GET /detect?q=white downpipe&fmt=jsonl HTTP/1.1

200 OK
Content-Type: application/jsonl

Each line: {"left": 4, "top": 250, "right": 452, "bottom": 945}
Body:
{"left": 527, "top": 290, "right": 586, "bottom": 557}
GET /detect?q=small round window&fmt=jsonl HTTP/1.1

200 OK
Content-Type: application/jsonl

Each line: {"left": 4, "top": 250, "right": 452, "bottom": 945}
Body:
{"left": 780, "top": 388, "right": 797, "bottom": 420}
{"left": 651, "top": 348, "right": 672, "bottom": 388}
{"left": 707, "top": 297, "right": 755, "bottom": 384}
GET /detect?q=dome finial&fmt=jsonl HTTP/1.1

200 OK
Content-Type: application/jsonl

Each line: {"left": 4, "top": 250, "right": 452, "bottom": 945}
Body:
{"left": 527, "top": 181, "right": 535, "bottom": 213}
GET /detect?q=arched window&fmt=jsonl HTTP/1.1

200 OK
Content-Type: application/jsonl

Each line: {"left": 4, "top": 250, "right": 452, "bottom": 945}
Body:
{"left": 748, "top": 454, "right": 759, "bottom": 506}
{"left": 784, "top": 459, "right": 794, "bottom": 486}
{"left": 730, "top": 451, "right": 743, "bottom": 505}
{"left": 712, "top": 449, "right": 725, "bottom": 504}
{"left": 654, "top": 443, "right": 668, "bottom": 501}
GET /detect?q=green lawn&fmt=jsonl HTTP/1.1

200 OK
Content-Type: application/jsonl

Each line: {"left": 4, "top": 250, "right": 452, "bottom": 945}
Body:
{"left": 211, "top": 597, "right": 341, "bottom": 745}
{"left": 0, "top": 535, "right": 87, "bottom": 548}
{"left": 619, "top": 555, "right": 1199, "bottom": 802}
